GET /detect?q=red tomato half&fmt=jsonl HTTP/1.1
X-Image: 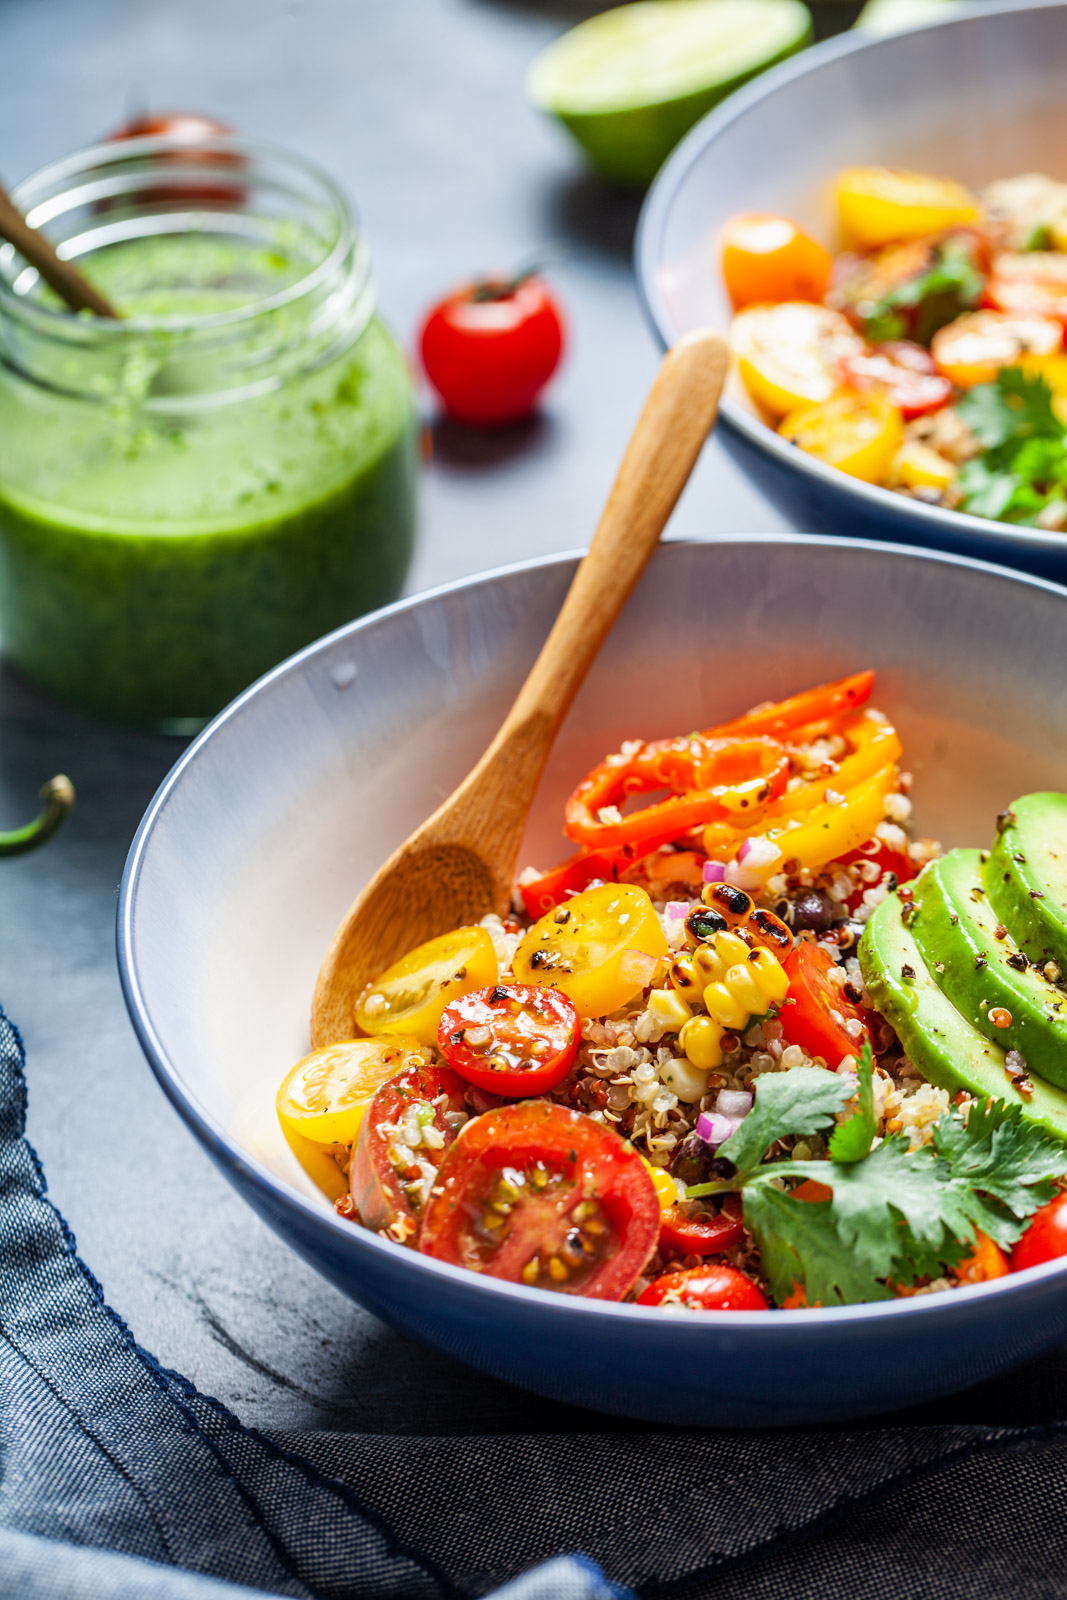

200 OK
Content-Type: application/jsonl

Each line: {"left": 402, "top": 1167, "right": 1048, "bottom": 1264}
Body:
{"left": 349, "top": 1062, "right": 467, "bottom": 1241}
{"left": 780, "top": 941, "right": 868, "bottom": 1068}
{"left": 659, "top": 1193, "right": 744, "bottom": 1257}
{"left": 419, "top": 275, "right": 564, "bottom": 426}
{"left": 840, "top": 342, "right": 953, "bottom": 418}
{"left": 984, "top": 254, "right": 1067, "bottom": 323}
{"left": 836, "top": 838, "right": 917, "bottom": 916}
{"left": 106, "top": 111, "right": 244, "bottom": 205}
{"left": 418, "top": 1102, "right": 659, "bottom": 1299}
{"left": 637, "top": 1264, "right": 769, "bottom": 1311}
{"left": 1011, "top": 1193, "right": 1067, "bottom": 1272}
{"left": 438, "top": 984, "right": 580, "bottom": 1096}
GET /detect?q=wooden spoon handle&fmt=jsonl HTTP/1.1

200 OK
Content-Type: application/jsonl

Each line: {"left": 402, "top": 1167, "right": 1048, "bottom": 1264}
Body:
{"left": 0, "top": 182, "right": 120, "bottom": 319}
{"left": 450, "top": 329, "right": 728, "bottom": 848}
{"left": 507, "top": 328, "right": 728, "bottom": 731}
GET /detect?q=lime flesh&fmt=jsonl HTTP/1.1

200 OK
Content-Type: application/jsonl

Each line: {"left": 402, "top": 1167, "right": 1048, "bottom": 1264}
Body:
{"left": 527, "top": 0, "right": 813, "bottom": 188}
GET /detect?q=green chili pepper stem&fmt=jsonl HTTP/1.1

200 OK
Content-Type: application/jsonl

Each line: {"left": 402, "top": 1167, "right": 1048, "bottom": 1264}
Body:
{"left": 0, "top": 774, "right": 75, "bottom": 857}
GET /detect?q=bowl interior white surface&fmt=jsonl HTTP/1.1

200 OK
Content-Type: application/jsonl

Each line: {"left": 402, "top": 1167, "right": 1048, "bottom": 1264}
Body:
{"left": 642, "top": 0, "right": 1067, "bottom": 420}
{"left": 127, "top": 537, "right": 1067, "bottom": 1206}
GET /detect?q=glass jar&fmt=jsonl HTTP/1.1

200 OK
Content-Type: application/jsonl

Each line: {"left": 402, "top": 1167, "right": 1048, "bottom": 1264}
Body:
{"left": 0, "top": 137, "right": 417, "bottom": 727}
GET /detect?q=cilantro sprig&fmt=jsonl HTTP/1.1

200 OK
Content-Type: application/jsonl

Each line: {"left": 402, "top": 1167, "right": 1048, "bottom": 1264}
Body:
{"left": 687, "top": 1045, "right": 1065, "bottom": 1307}
{"left": 861, "top": 235, "right": 985, "bottom": 345}
{"left": 956, "top": 368, "right": 1067, "bottom": 525}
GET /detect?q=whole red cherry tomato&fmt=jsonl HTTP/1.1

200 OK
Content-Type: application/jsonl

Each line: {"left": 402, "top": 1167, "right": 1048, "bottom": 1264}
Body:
{"left": 1012, "top": 1193, "right": 1067, "bottom": 1272}
{"left": 419, "top": 273, "right": 564, "bottom": 426}
{"left": 658, "top": 1193, "right": 744, "bottom": 1257}
{"left": 438, "top": 983, "right": 580, "bottom": 1096}
{"left": 106, "top": 111, "right": 243, "bottom": 205}
{"left": 638, "top": 1264, "right": 769, "bottom": 1311}
{"left": 418, "top": 1101, "right": 659, "bottom": 1299}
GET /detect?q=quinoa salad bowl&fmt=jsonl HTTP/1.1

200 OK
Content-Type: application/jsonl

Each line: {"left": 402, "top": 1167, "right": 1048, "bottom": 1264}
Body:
{"left": 636, "top": 0, "right": 1067, "bottom": 581}
{"left": 120, "top": 536, "right": 1067, "bottom": 1426}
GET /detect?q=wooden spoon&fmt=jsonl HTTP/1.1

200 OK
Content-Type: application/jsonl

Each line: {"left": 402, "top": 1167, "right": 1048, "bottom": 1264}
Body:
{"left": 0, "top": 179, "right": 119, "bottom": 318}
{"left": 311, "top": 329, "right": 728, "bottom": 1047}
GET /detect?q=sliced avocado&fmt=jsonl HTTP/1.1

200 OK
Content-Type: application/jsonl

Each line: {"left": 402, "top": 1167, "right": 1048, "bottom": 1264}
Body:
{"left": 859, "top": 893, "right": 1067, "bottom": 1144}
{"left": 910, "top": 848, "right": 1067, "bottom": 1090}
{"left": 987, "top": 793, "right": 1067, "bottom": 970}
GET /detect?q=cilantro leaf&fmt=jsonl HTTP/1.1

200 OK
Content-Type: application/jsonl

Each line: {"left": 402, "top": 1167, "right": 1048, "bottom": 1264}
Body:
{"left": 956, "top": 367, "right": 1063, "bottom": 451}
{"left": 827, "top": 1041, "right": 877, "bottom": 1163}
{"left": 704, "top": 1066, "right": 852, "bottom": 1186}
{"left": 932, "top": 1097, "right": 1063, "bottom": 1247}
{"left": 861, "top": 234, "right": 985, "bottom": 345}
{"left": 741, "top": 1183, "right": 893, "bottom": 1307}
{"left": 956, "top": 457, "right": 1022, "bottom": 520}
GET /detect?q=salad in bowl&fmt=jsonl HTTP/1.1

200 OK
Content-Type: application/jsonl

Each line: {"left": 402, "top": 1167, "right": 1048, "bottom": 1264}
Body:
{"left": 725, "top": 166, "right": 1067, "bottom": 533}
{"left": 277, "top": 669, "right": 1067, "bottom": 1312}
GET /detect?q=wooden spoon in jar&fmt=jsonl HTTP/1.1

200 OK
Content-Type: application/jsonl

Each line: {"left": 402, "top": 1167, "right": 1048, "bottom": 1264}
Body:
{"left": 0, "top": 178, "right": 119, "bottom": 317}
{"left": 311, "top": 329, "right": 729, "bottom": 1047}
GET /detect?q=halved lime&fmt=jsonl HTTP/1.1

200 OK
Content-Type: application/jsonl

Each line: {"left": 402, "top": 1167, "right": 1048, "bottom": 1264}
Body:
{"left": 855, "top": 0, "right": 959, "bottom": 35}
{"left": 527, "top": 0, "right": 813, "bottom": 189}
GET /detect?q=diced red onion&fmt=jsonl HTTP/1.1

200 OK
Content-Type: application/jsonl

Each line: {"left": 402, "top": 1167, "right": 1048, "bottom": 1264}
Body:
{"left": 702, "top": 858, "right": 726, "bottom": 884}
{"left": 715, "top": 1088, "right": 753, "bottom": 1117}
{"left": 725, "top": 835, "right": 784, "bottom": 891}
{"left": 665, "top": 900, "right": 689, "bottom": 921}
{"left": 695, "top": 1110, "right": 742, "bottom": 1148}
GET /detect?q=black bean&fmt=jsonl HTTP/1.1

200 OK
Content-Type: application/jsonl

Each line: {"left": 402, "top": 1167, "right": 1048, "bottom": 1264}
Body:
{"left": 668, "top": 1136, "right": 735, "bottom": 1187}
{"left": 791, "top": 888, "right": 834, "bottom": 934}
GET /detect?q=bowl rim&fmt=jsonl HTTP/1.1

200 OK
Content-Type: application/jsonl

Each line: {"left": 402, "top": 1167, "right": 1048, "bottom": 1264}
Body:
{"left": 118, "top": 533, "right": 1067, "bottom": 1332}
{"left": 635, "top": 0, "right": 1067, "bottom": 559}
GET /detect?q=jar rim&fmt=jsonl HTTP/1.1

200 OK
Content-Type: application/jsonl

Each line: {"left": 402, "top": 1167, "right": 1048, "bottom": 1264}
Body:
{"left": 0, "top": 134, "right": 362, "bottom": 338}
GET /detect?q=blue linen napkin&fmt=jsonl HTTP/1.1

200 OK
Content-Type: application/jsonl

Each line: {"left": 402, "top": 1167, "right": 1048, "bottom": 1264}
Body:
{"left": 0, "top": 1001, "right": 627, "bottom": 1600}
{"left": 6, "top": 994, "right": 1067, "bottom": 1599}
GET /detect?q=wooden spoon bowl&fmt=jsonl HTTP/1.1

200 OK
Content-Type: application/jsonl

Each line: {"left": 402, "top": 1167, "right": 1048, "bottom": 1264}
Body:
{"left": 311, "top": 329, "right": 728, "bottom": 1046}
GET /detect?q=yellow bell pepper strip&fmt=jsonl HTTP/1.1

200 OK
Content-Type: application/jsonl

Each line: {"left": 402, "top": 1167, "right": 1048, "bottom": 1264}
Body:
{"left": 763, "top": 765, "right": 901, "bottom": 874}
{"left": 702, "top": 710, "right": 901, "bottom": 856}
{"left": 563, "top": 734, "right": 789, "bottom": 852}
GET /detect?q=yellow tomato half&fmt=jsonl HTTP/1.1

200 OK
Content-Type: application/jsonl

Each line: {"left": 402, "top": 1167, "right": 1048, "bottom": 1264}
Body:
{"left": 778, "top": 391, "right": 904, "bottom": 484}
{"left": 890, "top": 439, "right": 957, "bottom": 493}
{"left": 513, "top": 882, "right": 668, "bottom": 1018}
{"left": 732, "top": 302, "right": 863, "bottom": 418}
{"left": 833, "top": 166, "right": 980, "bottom": 249}
{"left": 721, "top": 213, "right": 832, "bottom": 311}
{"left": 277, "top": 1035, "right": 430, "bottom": 1148}
{"left": 930, "top": 310, "right": 1062, "bottom": 388}
{"left": 355, "top": 926, "right": 498, "bottom": 1044}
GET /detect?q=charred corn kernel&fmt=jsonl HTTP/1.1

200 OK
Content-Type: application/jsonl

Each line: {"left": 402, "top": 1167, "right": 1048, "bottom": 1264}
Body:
{"left": 724, "top": 962, "right": 769, "bottom": 1016}
{"left": 668, "top": 953, "right": 699, "bottom": 994}
{"left": 679, "top": 1014, "right": 725, "bottom": 1071}
{"left": 890, "top": 440, "right": 956, "bottom": 493}
{"left": 647, "top": 987, "right": 692, "bottom": 1033}
{"left": 747, "top": 907, "right": 792, "bottom": 957}
{"left": 642, "top": 1156, "right": 678, "bottom": 1212}
{"left": 701, "top": 882, "right": 755, "bottom": 925}
{"left": 703, "top": 982, "right": 750, "bottom": 1031}
{"left": 748, "top": 948, "right": 790, "bottom": 1005}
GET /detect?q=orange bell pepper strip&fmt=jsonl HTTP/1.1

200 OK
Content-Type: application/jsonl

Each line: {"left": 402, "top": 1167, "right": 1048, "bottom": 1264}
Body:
{"left": 706, "top": 670, "right": 875, "bottom": 742}
{"left": 563, "top": 735, "right": 790, "bottom": 852}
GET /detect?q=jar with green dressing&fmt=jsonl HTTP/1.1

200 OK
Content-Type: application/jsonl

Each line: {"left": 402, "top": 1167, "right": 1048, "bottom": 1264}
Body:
{"left": 0, "top": 137, "right": 417, "bottom": 726}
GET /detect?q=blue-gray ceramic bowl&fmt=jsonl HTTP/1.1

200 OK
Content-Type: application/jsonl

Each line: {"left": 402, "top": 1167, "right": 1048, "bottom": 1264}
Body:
{"left": 119, "top": 537, "right": 1067, "bottom": 1427}
{"left": 637, "top": 0, "right": 1067, "bottom": 582}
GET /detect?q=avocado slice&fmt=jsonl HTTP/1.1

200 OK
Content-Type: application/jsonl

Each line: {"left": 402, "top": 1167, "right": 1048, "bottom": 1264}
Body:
{"left": 987, "top": 793, "right": 1067, "bottom": 970}
{"left": 909, "top": 848, "right": 1067, "bottom": 1090}
{"left": 859, "top": 893, "right": 1067, "bottom": 1143}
